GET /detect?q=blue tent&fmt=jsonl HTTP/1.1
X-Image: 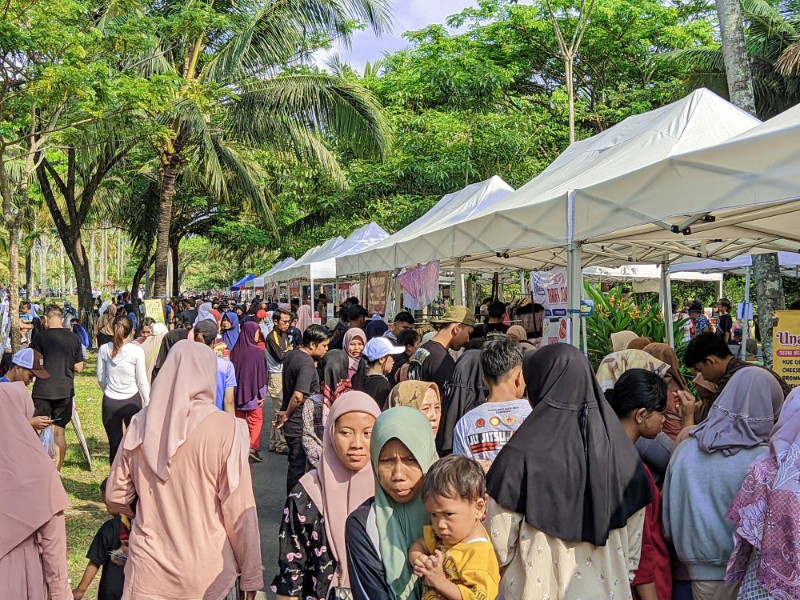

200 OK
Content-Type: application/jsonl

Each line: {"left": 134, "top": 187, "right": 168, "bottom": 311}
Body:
{"left": 230, "top": 274, "right": 255, "bottom": 290}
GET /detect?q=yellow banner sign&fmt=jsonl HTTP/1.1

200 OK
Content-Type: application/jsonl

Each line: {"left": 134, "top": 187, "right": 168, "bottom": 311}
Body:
{"left": 143, "top": 299, "right": 165, "bottom": 324}
{"left": 773, "top": 310, "right": 800, "bottom": 388}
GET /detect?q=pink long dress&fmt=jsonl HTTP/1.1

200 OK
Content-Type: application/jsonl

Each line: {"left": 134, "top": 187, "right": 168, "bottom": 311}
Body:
{"left": 106, "top": 411, "right": 263, "bottom": 599}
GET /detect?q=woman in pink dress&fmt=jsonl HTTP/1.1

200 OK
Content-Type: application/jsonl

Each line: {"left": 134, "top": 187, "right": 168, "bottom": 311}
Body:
{"left": 106, "top": 340, "right": 263, "bottom": 600}
{"left": 0, "top": 381, "right": 71, "bottom": 600}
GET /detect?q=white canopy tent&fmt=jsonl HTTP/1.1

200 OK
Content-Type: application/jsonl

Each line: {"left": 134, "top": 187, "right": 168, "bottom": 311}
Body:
{"left": 584, "top": 264, "right": 723, "bottom": 283}
{"left": 409, "top": 89, "right": 762, "bottom": 273}
{"left": 671, "top": 253, "right": 800, "bottom": 276}
{"left": 279, "top": 222, "right": 389, "bottom": 282}
{"left": 264, "top": 237, "right": 345, "bottom": 285}
{"left": 249, "top": 257, "right": 295, "bottom": 290}
{"left": 336, "top": 176, "right": 514, "bottom": 276}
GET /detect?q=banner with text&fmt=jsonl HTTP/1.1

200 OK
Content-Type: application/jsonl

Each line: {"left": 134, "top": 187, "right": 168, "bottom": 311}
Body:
{"left": 773, "top": 310, "right": 800, "bottom": 388}
{"left": 530, "top": 267, "right": 568, "bottom": 317}
{"left": 143, "top": 299, "right": 165, "bottom": 324}
{"left": 367, "top": 272, "right": 390, "bottom": 316}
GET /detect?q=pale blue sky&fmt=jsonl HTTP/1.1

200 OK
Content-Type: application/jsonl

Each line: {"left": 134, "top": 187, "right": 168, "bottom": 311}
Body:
{"left": 322, "top": 0, "right": 478, "bottom": 72}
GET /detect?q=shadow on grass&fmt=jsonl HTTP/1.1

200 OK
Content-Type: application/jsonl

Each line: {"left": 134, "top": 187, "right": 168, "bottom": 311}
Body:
{"left": 62, "top": 476, "right": 103, "bottom": 503}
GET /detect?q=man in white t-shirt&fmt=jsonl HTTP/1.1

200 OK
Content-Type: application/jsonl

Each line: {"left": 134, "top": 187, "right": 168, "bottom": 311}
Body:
{"left": 452, "top": 337, "right": 531, "bottom": 467}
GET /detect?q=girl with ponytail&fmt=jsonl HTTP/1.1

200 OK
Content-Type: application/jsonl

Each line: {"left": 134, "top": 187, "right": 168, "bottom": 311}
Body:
{"left": 606, "top": 369, "right": 671, "bottom": 600}
{"left": 97, "top": 315, "right": 151, "bottom": 463}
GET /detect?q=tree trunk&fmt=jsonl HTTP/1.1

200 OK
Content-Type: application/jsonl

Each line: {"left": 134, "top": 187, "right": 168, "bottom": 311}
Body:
{"left": 715, "top": 0, "right": 757, "bottom": 115}
{"left": 8, "top": 224, "right": 21, "bottom": 352}
{"left": 131, "top": 250, "right": 155, "bottom": 304}
{"left": 170, "top": 237, "right": 181, "bottom": 297}
{"left": 24, "top": 247, "right": 32, "bottom": 299}
{"left": 67, "top": 234, "right": 95, "bottom": 334}
{"left": 715, "top": 0, "right": 784, "bottom": 366}
{"left": 153, "top": 154, "right": 181, "bottom": 298}
{"left": 753, "top": 254, "right": 785, "bottom": 367}
{"left": 565, "top": 57, "right": 575, "bottom": 143}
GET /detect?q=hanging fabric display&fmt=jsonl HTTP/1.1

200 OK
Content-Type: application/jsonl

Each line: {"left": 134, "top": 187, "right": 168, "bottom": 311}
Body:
{"left": 397, "top": 261, "right": 440, "bottom": 310}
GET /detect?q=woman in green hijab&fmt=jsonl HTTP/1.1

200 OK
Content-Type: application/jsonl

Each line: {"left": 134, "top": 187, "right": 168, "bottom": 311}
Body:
{"left": 346, "top": 407, "right": 438, "bottom": 600}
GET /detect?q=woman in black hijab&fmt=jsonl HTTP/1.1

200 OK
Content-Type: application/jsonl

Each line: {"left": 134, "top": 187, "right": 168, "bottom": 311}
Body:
{"left": 436, "top": 349, "right": 487, "bottom": 455}
{"left": 485, "top": 344, "right": 652, "bottom": 599}
{"left": 151, "top": 326, "right": 189, "bottom": 380}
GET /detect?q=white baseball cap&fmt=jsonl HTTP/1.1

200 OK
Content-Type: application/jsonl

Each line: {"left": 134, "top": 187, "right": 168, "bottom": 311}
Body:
{"left": 12, "top": 348, "right": 50, "bottom": 379}
{"left": 363, "top": 337, "right": 405, "bottom": 361}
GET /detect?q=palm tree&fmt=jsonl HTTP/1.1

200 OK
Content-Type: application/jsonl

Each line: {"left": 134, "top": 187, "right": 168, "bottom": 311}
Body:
{"left": 671, "top": 0, "right": 800, "bottom": 119}
{"left": 137, "top": 0, "right": 393, "bottom": 297}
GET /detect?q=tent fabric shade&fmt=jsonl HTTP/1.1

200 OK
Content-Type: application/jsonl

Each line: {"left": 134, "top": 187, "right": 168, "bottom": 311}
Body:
{"left": 265, "top": 236, "right": 346, "bottom": 284}
{"left": 250, "top": 257, "right": 296, "bottom": 288}
{"left": 335, "top": 176, "right": 515, "bottom": 276}
{"left": 263, "top": 222, "right": 390, "bottom": 284}
{"left": 230, "top": 274, "right": 255, "bottom": 290}
{"left": 671, "top": 252, "right": 800, "bottom": 275}
{"left": 386, "top": 89, "right": 762, "bottom": 273}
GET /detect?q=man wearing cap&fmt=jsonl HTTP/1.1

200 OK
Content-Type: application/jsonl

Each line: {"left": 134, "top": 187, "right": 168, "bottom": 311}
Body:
{"left": 354, "top": 337, "right": 405, "bottom": 409}
{"left": 1, "top": 348, "right": 56, "bottom": 433}
{"left": 408, "top": 306, "right": 474, "bottom": 417}
{"left": 0, "top": 348, "right": 51, "bottom": 386}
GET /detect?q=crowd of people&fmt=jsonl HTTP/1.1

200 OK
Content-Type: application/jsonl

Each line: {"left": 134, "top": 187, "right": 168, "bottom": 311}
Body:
{"left": 2, "top": 290, "right": 800, "bottom": 600}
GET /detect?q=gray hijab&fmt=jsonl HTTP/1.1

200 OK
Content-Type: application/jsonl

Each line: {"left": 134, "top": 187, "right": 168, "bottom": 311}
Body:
{"left": 691, "top": 367, "right": 784, "bottom": 456}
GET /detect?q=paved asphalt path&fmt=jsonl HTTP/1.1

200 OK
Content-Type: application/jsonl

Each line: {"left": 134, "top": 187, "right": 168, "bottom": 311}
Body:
{"left": 251, "top": 400, "right": 288, "bottom": 599}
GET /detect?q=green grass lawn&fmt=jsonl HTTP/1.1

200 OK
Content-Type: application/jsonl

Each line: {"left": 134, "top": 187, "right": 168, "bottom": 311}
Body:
{"left": 62, "top": 351, "right": 110, "bottom": 596}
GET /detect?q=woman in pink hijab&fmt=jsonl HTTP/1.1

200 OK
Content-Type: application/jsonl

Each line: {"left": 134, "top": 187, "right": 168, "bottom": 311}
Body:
{"left": 0, "top": 382, "right": 71, "bottom": 600}
{"left": 344, "top": 327, "right": 366, "bottom": 381}
{"left": 106, "top": 340, "right": 263, "bottom": 600}
{"left": 296, "top": 303, "right": 313, "bottom": 334}
{"left": 271, "top": 391, "right": 381, "bottom": 600}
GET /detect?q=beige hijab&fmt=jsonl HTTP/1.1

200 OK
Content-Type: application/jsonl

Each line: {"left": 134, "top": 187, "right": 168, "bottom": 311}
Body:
{"left": 388, "top": 380, "right": 440, "bottom": 410}
{"left": 610, "top": 330, "right": 638, "bottom": 352}
{"left": 0, "top": 382, "right": 70, "bottom": 559}
{"left": 138, "top": 323, "right": 168, "bottom": 381}
{"left": 121, "top": 340, "right": 248, "bottom": 493}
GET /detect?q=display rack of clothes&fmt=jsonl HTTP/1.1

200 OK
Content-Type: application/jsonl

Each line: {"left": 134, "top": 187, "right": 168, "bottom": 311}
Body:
{"left": 506, "top": 296, "right": 545, "bottom": 338}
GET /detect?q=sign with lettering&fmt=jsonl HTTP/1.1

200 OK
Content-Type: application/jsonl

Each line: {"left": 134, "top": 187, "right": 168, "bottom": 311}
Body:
{"left": 530, "top": 267, "right": 568, "bottom": 317}
{"left": 143, "top": 299, "right": 165, "bottom": 324}
{"left": 773, "top": 310, "right": 800, "bottom": 388}
{"left": 367, "top": 272, "right": 390, "bottom": 316}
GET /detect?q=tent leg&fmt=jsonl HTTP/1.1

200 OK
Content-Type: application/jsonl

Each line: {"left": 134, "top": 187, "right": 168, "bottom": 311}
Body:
{"left": 661, "top": 261, "right": 675, "bottom": 348}
{"left": 310, "top": 278, "right": 315, "bottom": 314}
{"left": 740, "top": 266, "right": 751, "bottom": 360}
{"left": 453, "top": 259, "right": 464, "bottom": 305}
{"left": 567, "top": 242, "right": 582, "bottom": 348}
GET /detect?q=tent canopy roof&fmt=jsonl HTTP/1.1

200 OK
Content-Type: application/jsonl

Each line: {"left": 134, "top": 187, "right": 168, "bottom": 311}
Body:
{"left": 377, "top": 89, "right": 762, "bottom": 273}
{"left": 231, "top": 274, "right": 255, "bottom": 290}
{"left": 336, "top": 176, "right": 514, "bottom": 275}
{"left": 279, "top": 222, "right": 390, "bottom": 282}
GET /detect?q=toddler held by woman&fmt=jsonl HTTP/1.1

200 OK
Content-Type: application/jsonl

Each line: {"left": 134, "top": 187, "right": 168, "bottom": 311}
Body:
{"left": 409, "top": 455, "right": 500, "bottom": 600}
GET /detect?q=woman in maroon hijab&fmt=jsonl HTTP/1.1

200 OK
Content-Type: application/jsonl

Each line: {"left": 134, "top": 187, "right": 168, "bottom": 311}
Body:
{"left": 231, "top": 320, "right": 269, "bottom": 462}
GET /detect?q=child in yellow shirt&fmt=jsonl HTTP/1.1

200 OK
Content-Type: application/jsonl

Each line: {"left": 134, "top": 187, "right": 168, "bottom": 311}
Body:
{"left": 409, "top": 455, "right": 500, "bottom": 600}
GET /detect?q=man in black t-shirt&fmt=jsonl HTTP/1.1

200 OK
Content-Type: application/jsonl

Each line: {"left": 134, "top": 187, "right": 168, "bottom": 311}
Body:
{"left": 408, "top": 306, "right": 474, "bottom": 451}
{"left": 277, "top": 324, "right": 331, "bottom": 493}
{"left": 31, "top": 305, "right": 84, "bottom": 470}
{"left": 716, "top": 298, "right": 733, "bottom": 344}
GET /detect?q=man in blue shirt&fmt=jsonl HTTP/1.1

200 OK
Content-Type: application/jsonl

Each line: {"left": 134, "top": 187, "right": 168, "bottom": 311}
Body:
{"left": 193, "top": 320, "right": 237, "bottom": 413}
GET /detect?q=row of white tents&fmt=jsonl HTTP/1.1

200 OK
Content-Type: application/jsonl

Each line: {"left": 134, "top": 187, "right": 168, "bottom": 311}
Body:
{"left": 250, "top": 88, "right": 800, "bottom": 346}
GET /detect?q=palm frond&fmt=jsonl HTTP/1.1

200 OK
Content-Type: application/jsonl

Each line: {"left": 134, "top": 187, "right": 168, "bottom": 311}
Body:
{"left": 212, "top": 139, "right": 279, "bottom": 235}
{"left": 203, "top": 0, "right": 392, "bottom": 83}
{"left": 777, "top": 40, "right": 800, "bottom": 74}
{"left": 232, "top": 73, "right": 392, "bottom": 161}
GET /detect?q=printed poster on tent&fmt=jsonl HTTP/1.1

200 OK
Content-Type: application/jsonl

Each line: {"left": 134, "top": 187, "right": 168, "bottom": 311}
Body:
{"left": 773, "top": 310, "right": 800, "bottom": 388}
{"left": 367, "top": 272, "right": 390, "bottom": 316}
{"left": 530, "top": 267, "right": 568, "bottom": 318}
